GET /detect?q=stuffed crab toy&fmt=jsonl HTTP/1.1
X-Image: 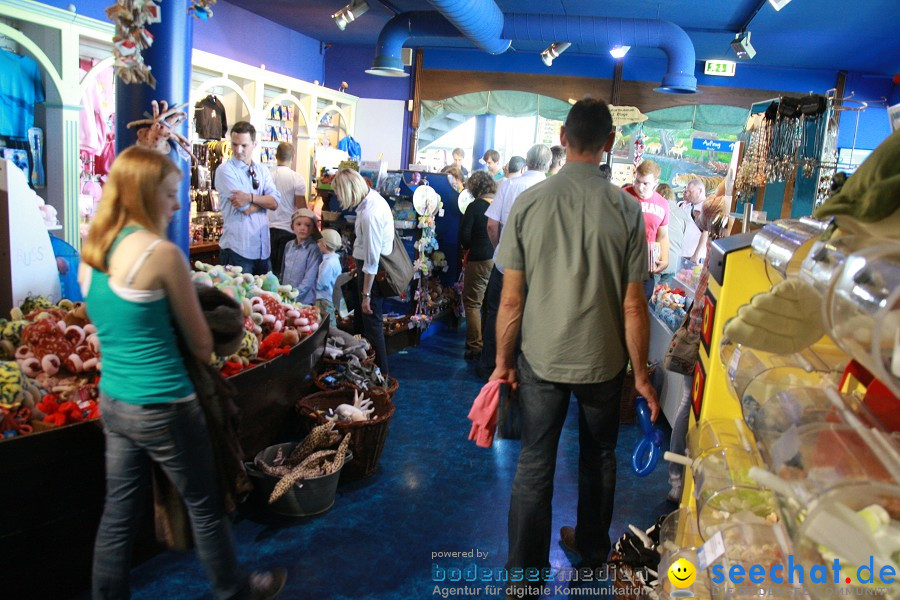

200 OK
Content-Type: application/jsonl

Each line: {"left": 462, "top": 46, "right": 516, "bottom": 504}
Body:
{"left": 325, "top": 389, "right": 375, "bottom": 423}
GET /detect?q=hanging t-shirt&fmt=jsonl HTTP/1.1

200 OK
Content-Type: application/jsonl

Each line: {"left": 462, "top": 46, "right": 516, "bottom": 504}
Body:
{"left": 194, "top": 95, "right": 228, "bottom": 140}
{"left": 623, "top": 185, "right": 670, "bottom": 244}
{"left": 0, "top": 49, "right": 45, "bottom": 139}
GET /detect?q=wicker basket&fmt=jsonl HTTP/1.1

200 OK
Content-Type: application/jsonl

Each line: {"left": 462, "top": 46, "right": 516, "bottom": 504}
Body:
{"left": 314, "top": 369, "right": 399, "bottom": 398}
{"left": 619, "top": 364, "right": 657, "bottom": 424}
{"left": 296, "top": 388, "right": 395, "bottom": 479}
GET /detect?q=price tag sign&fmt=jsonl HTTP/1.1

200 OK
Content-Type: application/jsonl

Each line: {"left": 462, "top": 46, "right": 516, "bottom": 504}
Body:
{"left": 697, "top": 530, "right": 725, "bottom": 571}
{"left": 704, "top": 60, "right": 736, "bottom": 76}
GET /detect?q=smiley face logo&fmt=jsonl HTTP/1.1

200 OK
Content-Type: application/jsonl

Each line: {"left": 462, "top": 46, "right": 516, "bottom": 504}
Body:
{"left": 668, "top": 557, "right": 697, "bottom": 589}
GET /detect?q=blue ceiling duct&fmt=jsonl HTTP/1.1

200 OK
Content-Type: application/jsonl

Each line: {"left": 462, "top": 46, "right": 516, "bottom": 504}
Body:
{"left": 370, "top": 6, "right": 699, "bottom": 94}
{"left": 425, "top": 0, "right": 511, "bottom": 55}
{"left": 367, "top": 12, "right": 461, "bottom": 77}
{"left": 502, "top": 14, "right": 698, "bottom": 94}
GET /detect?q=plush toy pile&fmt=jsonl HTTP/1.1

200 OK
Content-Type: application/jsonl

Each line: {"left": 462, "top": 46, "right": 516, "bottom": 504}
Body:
{"left": 651, "top": 284, "right": 689, "bottom": 331}
{"left": 191, "top": 262, "right": 321, "bottom": 374}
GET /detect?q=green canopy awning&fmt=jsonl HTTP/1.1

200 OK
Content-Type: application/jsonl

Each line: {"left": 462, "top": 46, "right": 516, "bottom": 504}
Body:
{"left": 621, "top": 105, "right": 750, "bottom": 136}
{"left": 421, "top": 90, "right": 572, "bottom": 126}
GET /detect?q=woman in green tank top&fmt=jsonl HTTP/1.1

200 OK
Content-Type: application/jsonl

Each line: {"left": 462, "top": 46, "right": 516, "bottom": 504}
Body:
{"left": 80, "top": 146, "right": 285, "bottom": 599}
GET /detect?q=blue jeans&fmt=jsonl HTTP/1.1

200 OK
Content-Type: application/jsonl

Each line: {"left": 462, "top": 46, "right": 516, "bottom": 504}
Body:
{"left": 219, "top": 247, "right": 271, "bottom": 276}
{"left": 92, "top": 394, "right": 248, "bottom": 599}
{"left": 668, "top": 377, "right": 693, "bottom": 494}
{"left": 507, "top": 355, "right": 625, "bottom": 580}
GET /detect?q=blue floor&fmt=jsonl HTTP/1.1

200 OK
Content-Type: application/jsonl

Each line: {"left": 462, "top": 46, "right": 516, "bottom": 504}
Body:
{"left": 97, "top": 326, "right": 674, "bottom": 599}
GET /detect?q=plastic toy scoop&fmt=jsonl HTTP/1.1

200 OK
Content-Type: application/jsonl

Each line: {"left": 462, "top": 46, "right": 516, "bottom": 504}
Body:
{"left": 631, "top": 396, "right": 665, "bottom": 477}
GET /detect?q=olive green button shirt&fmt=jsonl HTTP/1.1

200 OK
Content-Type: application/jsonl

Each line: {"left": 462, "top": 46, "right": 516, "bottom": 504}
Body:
{"left": 497, "top": 161, "right": 648, "bottom": 384}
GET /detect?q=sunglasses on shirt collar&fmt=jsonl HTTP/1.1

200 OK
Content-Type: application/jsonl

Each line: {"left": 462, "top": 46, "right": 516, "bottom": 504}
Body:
{"left": 247, "top": 164, "right": 259, "bottom": 190}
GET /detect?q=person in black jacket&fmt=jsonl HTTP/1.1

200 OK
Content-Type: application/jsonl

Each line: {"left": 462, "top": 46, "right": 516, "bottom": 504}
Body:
{"left": 459, "top": 170, "right": 498, "bottom": 360}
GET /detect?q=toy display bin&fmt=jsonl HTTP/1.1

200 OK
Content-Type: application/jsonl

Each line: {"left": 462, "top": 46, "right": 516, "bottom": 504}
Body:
{"left": 674, "top": 256, "right": 702, "bottom": 293}
{"left": 691, "top": 447, "right": 779, "bottom": 540}
{"left": 704, "top": 522, "right": 796, "bottom": 600}
{"left": 296, "top": 388, "right": 395, "bottom": 480}
{"left": 750, "top": 218, "right": 828, "bottom": 284}
{"left": 659, "top": 506, "right": 703, "bottom": 557}
{"left": 686, "top": 418, "right": 756, "bottom": 460}
{"left": 791, "top": 482, "right": 900, "bottom": 600}
{"left": 742, "top": 386, "right": 885, "bottom": 468}
{"left": 826, "top": 242, "right": 900, "bottom": 398}
{"left": 719, "top": 341, "right": 845, "bottom": 405}
{"left": 245, "top": 442, "right": 351, "bottom": 517}
{"left": 762, "top": 423, "right": 900, "bottom": 525}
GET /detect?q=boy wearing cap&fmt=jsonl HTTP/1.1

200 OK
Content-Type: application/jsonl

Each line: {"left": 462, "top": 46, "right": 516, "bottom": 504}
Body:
{"left": 281, "top": 208, "right": 322, "bottom": 305}
{"left": 315, "top": 229, "right": 343, "bottom": 326}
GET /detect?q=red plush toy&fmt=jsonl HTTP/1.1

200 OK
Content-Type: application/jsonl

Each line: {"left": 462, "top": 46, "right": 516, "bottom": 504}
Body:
{"left": 257, "top": 332, "right": 291, "bottom": 361}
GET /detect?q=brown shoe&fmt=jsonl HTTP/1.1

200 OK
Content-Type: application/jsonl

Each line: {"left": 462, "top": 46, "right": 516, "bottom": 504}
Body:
{"left": 560, "top": 525, "right": 581, "bottom": 559}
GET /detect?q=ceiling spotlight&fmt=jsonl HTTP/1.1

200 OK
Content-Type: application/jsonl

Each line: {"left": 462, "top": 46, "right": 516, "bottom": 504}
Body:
{"left": 768, "top": 0, "right": 792, "bottom": 10}
{"left": 540, "top": 42, "right": 571, "bottom": 67}
{"left": 730, "top": 31, "right": 756, "bottom": 60}
{"left": 332, "top": 0, "right": 369, "bottom": 31}
{"left": 609, "top": 45, "right": 631, "bottom": 59}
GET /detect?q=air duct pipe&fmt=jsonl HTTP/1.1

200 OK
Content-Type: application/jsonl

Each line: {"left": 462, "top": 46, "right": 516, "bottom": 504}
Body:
{"left": 367, "top": 12, "right": 462, "bottom": 76}
{"left": 425, "top": 0, "right": 511, "bottom": 55}
{"left": 502, "top": 14, "right": 697, "bottom": 93}
{"left": 370, "top": 11, "right": 698, "bottom": 93}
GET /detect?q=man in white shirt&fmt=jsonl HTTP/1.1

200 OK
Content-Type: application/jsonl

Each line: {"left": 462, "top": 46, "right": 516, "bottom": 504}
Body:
{"left": 678, "top": 178, "right": 708, "bottom": 261}
{"left": 269, "top": 142, "right": 308, "bottom": 275}
{"left": 478, "top": 143, "right": 552, "bottom": 377}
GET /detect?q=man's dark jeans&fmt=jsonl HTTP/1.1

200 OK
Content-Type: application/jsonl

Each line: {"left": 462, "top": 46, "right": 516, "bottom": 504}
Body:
{"left": 354, "top": 265, "right": 389, "bottom": 375}
{"left": 506, "top": 354, "right": 625, "bottom": 584}
{"left": 478, "top": 267, "right": 504, "bottom": 377}
{"left": 219, "top": 247, "right": 271, "bottom": 276}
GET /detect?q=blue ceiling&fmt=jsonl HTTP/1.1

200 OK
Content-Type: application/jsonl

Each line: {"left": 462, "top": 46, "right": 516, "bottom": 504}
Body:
{"left": 225, "top": 0, "right": 900, "bottom": 76}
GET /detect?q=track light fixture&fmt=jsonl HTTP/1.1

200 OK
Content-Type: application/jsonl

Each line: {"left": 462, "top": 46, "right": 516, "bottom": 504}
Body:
{"left": 540, "top": 42, "right": 571, "bottom": 67}
{"left": 730, "top": 30, "right": 756, "bottom": 60}
{"left": 609, "top": 45, "right": 631, "bottom": 59}
{"left": 332, "top": 0, "right": 369, "bottom": 31}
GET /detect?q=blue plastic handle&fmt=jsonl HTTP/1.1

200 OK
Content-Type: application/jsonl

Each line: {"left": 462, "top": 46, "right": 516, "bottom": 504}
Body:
{"left": 631, "top": 396, "right": 664, "bottom": 477}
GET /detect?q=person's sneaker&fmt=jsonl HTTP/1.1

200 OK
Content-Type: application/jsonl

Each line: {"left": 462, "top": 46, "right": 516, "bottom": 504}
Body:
{"left": 249, "top": 568, "right": 287, "bottom": 600}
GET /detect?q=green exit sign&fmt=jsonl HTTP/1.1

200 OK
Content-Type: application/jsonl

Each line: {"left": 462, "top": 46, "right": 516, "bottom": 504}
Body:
{"left": 705, "top": 60, "right": 737, "bottom": 76}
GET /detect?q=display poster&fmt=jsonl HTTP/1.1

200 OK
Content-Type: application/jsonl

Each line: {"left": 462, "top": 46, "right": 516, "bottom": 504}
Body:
{"left": 0, "top": 159, "right": 61, "bottom": 316}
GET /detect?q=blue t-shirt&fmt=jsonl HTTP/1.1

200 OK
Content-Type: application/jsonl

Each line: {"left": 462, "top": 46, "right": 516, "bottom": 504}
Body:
{"left": 0, "top": 49, "right": 45, "bottom": 139}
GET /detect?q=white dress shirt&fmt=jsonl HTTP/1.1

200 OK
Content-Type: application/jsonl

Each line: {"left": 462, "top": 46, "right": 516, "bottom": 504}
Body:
{"left": 352, "top": 188, "right": 394, "bottom": 275}
{"left": 484, "top": 170, "right": 548, "bottom": 273}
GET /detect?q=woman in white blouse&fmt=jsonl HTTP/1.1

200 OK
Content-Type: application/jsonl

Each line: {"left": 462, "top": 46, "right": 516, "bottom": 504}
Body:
{"left": 332, "top": 168, "right": 393, "bottom": 374}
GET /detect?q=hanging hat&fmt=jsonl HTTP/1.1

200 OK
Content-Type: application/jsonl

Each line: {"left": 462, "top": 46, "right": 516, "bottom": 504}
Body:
{"left": 320, "top": 228, "right": 342, "bottom": 251}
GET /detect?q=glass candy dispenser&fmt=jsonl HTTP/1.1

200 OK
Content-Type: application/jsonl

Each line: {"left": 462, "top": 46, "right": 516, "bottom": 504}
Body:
{"left": 826, "top": 242, "right": 900, "bottom": 397}
{"left": 750, "top": 218, "right": 829, "bottom": 284}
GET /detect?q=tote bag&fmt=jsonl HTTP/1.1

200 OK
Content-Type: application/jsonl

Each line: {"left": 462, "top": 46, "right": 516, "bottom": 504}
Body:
{"left": 374, "top": 231, "right": 414, "bottom": 297}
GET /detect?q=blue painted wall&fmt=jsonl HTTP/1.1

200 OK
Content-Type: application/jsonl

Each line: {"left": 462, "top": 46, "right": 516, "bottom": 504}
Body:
{"left": 36, "top": 0, "right": 324, "bottom": 82}
{"left": 324, "top": 45, "right": 411, "bottom": 101}
{"left": 191, "top": 2, "right": 323, "bottom": 83}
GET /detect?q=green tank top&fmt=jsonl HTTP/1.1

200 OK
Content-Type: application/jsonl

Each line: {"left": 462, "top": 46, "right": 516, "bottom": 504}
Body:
{"left": 86, "top": 226, "right": 194, "bottom": 404}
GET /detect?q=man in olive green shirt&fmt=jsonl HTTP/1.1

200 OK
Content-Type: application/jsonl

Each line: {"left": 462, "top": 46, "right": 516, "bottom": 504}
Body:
{"left": 491, "top": 98, "right": 659, "bottom": 598}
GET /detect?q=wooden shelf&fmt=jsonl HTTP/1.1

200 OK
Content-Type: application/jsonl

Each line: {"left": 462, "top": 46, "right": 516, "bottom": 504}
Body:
{"left": 189, "top": 241, "right": 220, "bottom": 254}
